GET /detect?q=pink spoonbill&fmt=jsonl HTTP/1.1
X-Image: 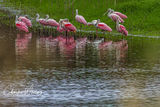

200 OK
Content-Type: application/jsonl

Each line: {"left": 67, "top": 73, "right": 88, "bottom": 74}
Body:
{"left": 104, "top": 9, "right": 124, "bottom": 23}
{"left": 116, "top": 17, "right": 128, "bottom": 36}
{"left": 36, "top": 13, "right": 48, "bottom": 26}
{"left": 57, "top": 19, "right": 68, "bottom": 33}
{"left": 18, "top": 15, "right": 32, "bottom": 27}
{"left": 58, "top": 19, "right": 77, "bottom": 36}
{"left": 63, "top": 19, "right": 77, "bottom": 32}
{"left": 75, "top": 9, "right": 87, "bottom": 30}
{"left": 90, "top": 19, "right": 112, "bottom": 34}
{"left": 108, "top": 8, "right": 127, "bottom": 19}
{"left": 46, "top": 14, "right": 59, "bottom": 27}
{"left": 15, "top": 15, "right": 29, "bottom": 33}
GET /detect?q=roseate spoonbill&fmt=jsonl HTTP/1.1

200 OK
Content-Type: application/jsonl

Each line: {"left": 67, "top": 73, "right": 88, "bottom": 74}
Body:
{"left": 36, "top": 13, "right": 48, "bottom": 26}
{"left": 46, "top": 15, "right": 59, "bottom": 27}
{"left": 90, "top": 19, "right": 112, "bottom": 34}
{"left": 75, "top": 9, "right": 87, "bottom": 30}
{"left": 108, "top": 8, "right": 127, "bottom": 19}
{"left": 62, "top": 19, "right": 77, "bottom": 32}
{"left": 104, "top": 9, "right": 124, "bottom": 23}
{"left": 18, "top": 15, "right": 32, "bottom": 27}
{"left": 116, "top": 18, "right": 128, "bottom": 36}
{"left": 58, "top": 35, "right": 76, "bottom": 57}
{"left": 57, "top": 19, "right": 68, "bottom": 33}
{"left": 58, "top": 19, "right": 77, "bottom": 36}
{"left": 15, "top": 16, "right": 29, "bottom": 33}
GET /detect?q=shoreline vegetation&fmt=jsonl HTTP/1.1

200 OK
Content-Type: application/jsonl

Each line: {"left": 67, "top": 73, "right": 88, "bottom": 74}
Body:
{"left": 0, "top": 0, "right": 160, "bottom": 36}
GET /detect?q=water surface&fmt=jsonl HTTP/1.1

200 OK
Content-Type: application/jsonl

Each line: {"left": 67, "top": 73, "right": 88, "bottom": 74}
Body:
{"left": 0, "top": 26, "right": 160, "bottom": 106}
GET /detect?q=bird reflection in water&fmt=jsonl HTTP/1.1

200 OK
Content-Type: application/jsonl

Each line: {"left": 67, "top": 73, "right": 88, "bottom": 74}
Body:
{"left": 114, "top": 40, "right": 128, "bottom": 64}
{"left": 98, "top": 40, "right": 113, "bottom": 68}
{"left": 15, "top": 33, "right": 32, "bottom": 69}
{"left": 36, "top": 35, "right": 59, "bottom": 62}
{"left": 15, "top": 33, "right": 32, "bottom": 56}
{"left": 76, "top": 37, "right": 87, "bottom": 57}
{"left": 98, "top": 39, "right": 128, "bottom": 68}
{"left": 58, "top": 35, "right": 76, "bottom": 58}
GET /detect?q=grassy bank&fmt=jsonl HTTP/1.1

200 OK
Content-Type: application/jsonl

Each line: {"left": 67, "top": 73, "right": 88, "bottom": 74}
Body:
{"left": 1, "top": 0, "right": 160, "bottom": 36}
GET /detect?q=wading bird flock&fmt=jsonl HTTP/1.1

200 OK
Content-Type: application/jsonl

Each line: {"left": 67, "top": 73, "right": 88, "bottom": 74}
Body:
{"left": 15, "top": 8, "right": 128, "bottom": 36}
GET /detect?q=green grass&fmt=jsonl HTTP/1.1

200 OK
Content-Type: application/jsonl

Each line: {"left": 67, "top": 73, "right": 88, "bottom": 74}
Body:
{"left": 2, "top": 0, "right": 160, "bottom": 36}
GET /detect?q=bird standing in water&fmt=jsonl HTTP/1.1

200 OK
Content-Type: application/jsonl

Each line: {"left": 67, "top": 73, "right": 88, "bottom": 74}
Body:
{"left": 88, "top": 19, "right": 112, "bottom": 35}
{"left": 104, "top": 9, "right": 124, "bottom": 23}
{"left": 45, "top": 14, "right": 59, "bottom": 27}
{"left": 75, "top": 9, "right": 87, "bottom": 31}
{"left": 116, "top": 17, "right": 128, "bottom": 36}
{"left": 36, "top": 13, "right": 48, "bottom": 26}
{"left": 57, "top": 19, "right": 77, "bottom": 36}
{"left": 107, "top": 8, "right": 127, "bottom": 19}
{"left": 18, "top": 15, "right": 32, "bottom": 27}
{"left": 15, "top": 15, "right": 29, "bottom": 33}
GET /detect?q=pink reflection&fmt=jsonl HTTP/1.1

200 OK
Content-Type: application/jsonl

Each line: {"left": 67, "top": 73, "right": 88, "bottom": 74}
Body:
{"left": 36, "top": 35, "right": 59, "bottom": 55}
{"left": 15, "top": 33, "right": 32, "bottom": 56}
{"left": 114, "top": 40, "right": 128, "bottom": 62}
{"left": 58, "top": 35, "right": 76, "bottom": 57}
{"left": 76, "top": 37, "right": 87, "bottom": 49}
{"left": 98, "top": 40, "right": 128, "bottom": 67}
{"left": 98, "top": 41, "right": 113, "bottom": 50}
{"left": 76, "top": 37, "right": 88, "bottom": 57}
{"left": 98, "top": 40, "right": 113, "bottom": 65}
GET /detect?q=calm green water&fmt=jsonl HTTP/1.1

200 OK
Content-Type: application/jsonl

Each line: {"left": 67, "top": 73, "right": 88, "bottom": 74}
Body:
{"left": 0, "top": 25, "right": 160, "bottom": 107}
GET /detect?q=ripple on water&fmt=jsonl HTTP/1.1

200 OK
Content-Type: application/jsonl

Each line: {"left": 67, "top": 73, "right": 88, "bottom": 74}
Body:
{"left": 0, "top": 27, "right": 160, "bottom": 106}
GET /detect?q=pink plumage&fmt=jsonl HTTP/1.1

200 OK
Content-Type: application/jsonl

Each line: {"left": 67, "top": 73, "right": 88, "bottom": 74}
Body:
{"left": 109, "top": 13, "right": 124, "bottom": 23}
{"left": 18, "top": 16, "right": 32, "bottom": 27}
{"left": 75, "top": 15, "right": 87, "bottom": 25}
{"left": 16, "top": 21, "right": 29, "bottom": 33}
{"left": 57, "top": 26, "right": 65, "bottom": 32}
{"left": 99, "top": 41, "right": 112, "bottom": 50}
{"left": 117, "top": 24, "right": 128, "bottom": 36}
{"left": 47, "top": 19, "right": 59, "bottom": 27}
{"left": 58, "top": 36, "right": 76, "bottom": 56}
{"left": 75, "top": 9, "right": 87, "bottom": 25}
{"left": 114, "top": 12, "right": 127, "bottom": 19}
{"left": 39, "top": 19, "right": 48, "bottom": 26}
{"left": 98, "top": 23, "right": 112, "bottom": 32}
{"left": 120, "top": 25, "right": 128, "bottom": 36}
{"left": 64, "top": 23, "right": 77, "bottom": 32}
{"left": 36, "top": 14, "right": 48, "bottom": 26}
